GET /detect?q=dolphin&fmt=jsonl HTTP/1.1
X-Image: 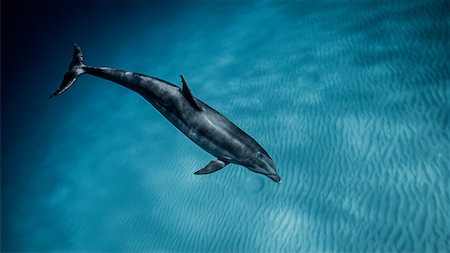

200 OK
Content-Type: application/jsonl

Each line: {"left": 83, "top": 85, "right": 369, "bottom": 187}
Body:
{"left": 50, "top": 44, "right": 281, "bottom": 183}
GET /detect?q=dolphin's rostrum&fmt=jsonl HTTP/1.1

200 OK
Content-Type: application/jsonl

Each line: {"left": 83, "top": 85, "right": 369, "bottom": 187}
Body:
{"left": 50, "top": 44, "right": 281, "bottom": 183}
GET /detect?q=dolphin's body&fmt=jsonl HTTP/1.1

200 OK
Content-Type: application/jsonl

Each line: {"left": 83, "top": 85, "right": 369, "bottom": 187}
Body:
{"left": 50, "top": 44, "right": 281, "bottom": 183}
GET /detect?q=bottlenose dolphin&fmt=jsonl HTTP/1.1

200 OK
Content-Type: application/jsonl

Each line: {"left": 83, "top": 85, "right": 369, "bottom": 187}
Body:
{"left": 50, "top": 44, "right": 281, "bottom": 183}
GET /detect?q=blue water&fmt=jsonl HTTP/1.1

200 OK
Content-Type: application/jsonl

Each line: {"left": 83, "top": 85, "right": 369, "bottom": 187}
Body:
{"left": 2, "top": 1, "right": 449, "bottom": 252}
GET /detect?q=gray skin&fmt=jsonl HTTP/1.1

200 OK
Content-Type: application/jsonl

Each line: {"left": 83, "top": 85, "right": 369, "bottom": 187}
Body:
{"left": 50, "top": 44, "right": 281, "bottom": 183}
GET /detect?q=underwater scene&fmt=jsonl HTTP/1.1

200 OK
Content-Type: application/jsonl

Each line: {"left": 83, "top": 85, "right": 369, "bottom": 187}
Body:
{"left": 1, "top": 1, "right": 449, "bottom": 252}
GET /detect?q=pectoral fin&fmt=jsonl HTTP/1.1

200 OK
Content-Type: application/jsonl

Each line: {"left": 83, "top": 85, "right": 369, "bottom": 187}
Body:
{"left": 194, "top": 159, "right": 229, "bottom": 175}
{"left": 180, "top": 74, "right": 202, "bottom": 111}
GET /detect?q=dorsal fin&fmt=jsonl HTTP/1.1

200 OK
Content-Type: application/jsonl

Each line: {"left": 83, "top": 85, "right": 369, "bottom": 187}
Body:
{"left": 180, "top": 75, "right": 202, "bottom": 111}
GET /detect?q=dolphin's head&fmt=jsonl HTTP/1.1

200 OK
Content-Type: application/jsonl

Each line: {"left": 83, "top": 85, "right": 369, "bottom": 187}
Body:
{"left": 247, "top": 149, "right": 281, "bottom": 183}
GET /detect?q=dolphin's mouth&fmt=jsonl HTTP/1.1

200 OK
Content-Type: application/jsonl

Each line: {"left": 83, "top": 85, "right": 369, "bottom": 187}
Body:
{"left": 267, "top": 174, "right": 282, "bottom": 183}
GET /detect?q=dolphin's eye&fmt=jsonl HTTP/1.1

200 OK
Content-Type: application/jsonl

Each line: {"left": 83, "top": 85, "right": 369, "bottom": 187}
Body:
{"left": 257, "top": 152, "right": 263, "bottom": 158}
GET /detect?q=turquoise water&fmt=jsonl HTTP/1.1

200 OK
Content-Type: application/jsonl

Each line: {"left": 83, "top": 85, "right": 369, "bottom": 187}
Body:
{"left": 2, "top": 1, "right": 449, "bottom": 252}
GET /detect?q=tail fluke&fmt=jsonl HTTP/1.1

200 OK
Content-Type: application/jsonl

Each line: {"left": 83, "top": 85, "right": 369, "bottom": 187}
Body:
{"left": 49, "top": 43, "right": 86, "bottom": 98}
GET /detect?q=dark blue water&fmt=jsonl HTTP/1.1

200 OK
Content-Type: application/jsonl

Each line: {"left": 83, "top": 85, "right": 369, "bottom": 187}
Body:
{"left": 2, "top": 1, "right": 449, "bottom": 252}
